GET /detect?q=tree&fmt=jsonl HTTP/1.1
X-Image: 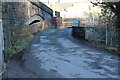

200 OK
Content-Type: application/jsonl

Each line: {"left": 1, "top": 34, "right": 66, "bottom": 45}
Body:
{"left": 91, "top": 1, "right": 120, "bottom": 28}
{"left": 91, "top": 1, "right": 120, "bottom": 51}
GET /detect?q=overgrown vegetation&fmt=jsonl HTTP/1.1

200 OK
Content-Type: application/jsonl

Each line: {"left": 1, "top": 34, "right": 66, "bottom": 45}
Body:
{"left": 6, "top": 35, "right": 34, "bottom": 57}
{"left": 4, "top": 21, "right": 51, "bottom": 58}
{"left": 5, "top": 26, "right": 35, "bottom": 58}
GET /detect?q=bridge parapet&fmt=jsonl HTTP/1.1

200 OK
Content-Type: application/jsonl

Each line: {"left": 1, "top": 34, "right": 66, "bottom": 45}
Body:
{"left": 29, "top": 1, "right": 53, "bottom": 16}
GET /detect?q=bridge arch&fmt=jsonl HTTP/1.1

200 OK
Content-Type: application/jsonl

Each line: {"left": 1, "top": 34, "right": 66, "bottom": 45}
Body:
{"left": 26, "top": 14, "right": 44, "bottom": 26}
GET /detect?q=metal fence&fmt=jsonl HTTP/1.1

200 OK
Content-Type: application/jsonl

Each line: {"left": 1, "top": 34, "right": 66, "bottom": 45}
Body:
{"left": 0, "top": 20, "right": 5, "bottom": 79}
{"left": 85, "top": 25, "right": 106, "bottom": 43}
{"left": 85, "top": 25, "right": 120, "bottom": 48}
{"left": 107, "top": 27, "right": 120, "bottom": 47}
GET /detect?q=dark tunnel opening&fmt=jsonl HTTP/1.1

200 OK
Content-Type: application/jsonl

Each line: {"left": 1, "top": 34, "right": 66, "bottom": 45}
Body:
{"left": 29, "top": 20, "right": 40, "bottom": 25}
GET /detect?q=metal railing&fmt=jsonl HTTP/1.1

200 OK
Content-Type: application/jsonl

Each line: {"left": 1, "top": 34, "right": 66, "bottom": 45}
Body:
{"left": 85, "top": 25, "right": 120, "bottom": 48}
{"left": 107, "top": 27, "right": 120, "bottom": 47}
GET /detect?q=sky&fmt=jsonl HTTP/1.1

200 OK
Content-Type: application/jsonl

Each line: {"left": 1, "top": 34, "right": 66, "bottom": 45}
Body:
{"left": 59, "top": 0, "right": 82, "bottom": 3}
{"left": 39, "top": 0, "right": 90, "bottom": 3}
{"left": 39, "top": 0, "right": 102, "bottom": 18}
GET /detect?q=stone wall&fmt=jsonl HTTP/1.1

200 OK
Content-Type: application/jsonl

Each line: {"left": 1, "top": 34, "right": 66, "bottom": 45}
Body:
{"left": 43, "top": 10, "right": 52, "bottom": 22}
{"left": 2, "top": 2, "right": 29, "bottom": 27}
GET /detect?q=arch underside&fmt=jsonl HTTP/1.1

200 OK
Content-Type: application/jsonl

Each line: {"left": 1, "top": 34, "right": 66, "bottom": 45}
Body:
{"left": 26, "top": 15, "right": 44, "bottom": 25}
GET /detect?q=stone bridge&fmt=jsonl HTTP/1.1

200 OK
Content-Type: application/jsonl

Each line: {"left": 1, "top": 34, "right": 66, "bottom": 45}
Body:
{"left": 0, "top": 0, "right": 53, "bottom": 78}
{"left": 2, "top": 0, "right": 53, "bottom": 27}
{"left": 1, "top": 0, "right": 53, "bottom": 48}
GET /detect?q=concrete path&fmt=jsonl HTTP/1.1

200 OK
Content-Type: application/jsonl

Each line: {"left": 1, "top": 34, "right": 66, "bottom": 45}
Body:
{"left": 6, "top": 28, "right": 120, "bottom": 78}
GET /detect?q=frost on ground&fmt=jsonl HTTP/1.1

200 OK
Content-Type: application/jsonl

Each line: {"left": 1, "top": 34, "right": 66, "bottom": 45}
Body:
{"left": 32, "top": 36, "right": 119, "bottom": 78}
{"left": 57, "top": 38, "right": 79, "bottom": 48}
{"left": 40, "top": 36, "right": 51, "bottom": 43}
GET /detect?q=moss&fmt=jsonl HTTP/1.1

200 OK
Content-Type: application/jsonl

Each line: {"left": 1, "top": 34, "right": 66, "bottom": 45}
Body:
{"left": 89, "top": 40, "right": 118, "bottom": 52}
{"left": 104, "top": 46, "right": 118, "bottom": 51}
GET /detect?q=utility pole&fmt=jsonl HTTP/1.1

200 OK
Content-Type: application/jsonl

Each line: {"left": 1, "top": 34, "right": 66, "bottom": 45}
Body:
{"left": 48, "top": 0, "right": 49, "bottom": 4}
{"left": 58, "top": 0, "right": 60, "bottom": 3}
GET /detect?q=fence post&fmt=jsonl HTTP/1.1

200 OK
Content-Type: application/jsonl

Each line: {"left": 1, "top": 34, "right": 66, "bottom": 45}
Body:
{"left": 106, "top": 24, "right": 108, "bottom": 45}
{"left": 118, "top": 28, "right": 120, "bottom": 51}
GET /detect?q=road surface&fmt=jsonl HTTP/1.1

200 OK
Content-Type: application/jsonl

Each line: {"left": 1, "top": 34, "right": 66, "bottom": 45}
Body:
{"left": 6, "top": 28, "right": 120, "bottom": 78}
